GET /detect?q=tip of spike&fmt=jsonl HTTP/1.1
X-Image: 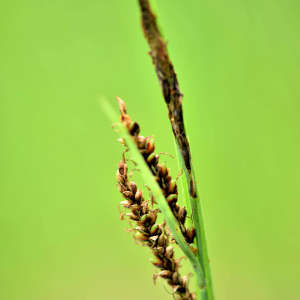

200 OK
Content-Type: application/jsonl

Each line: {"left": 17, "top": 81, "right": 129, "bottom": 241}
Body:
{"left": 115, "top": 96, "right": 127, "bottom": 115}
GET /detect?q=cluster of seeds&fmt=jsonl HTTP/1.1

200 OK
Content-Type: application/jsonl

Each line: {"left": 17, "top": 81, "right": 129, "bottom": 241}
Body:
{"left": 116, "top": 156, "right": 195, "bottom": 300}
{"left": 114, "top": 97, "right": 200, "bottom": 299}
{"left": 116, "top": 97, "right": 196, "bottom": 248}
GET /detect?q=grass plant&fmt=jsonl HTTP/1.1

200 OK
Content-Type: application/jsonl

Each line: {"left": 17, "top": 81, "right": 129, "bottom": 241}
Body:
{"left": 102, "top": 1, "right": 214, "bottom": 299}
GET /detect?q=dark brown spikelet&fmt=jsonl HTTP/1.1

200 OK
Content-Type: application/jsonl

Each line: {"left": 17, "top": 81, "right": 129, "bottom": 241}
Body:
{"left": 137, "top": 0, "right": 197, "bottom": 201}
{"left": 116, "top": 96, "right": 196, "bottom": 248}
{"left": 116, "top": 157, "right": 195, "bottom": 300}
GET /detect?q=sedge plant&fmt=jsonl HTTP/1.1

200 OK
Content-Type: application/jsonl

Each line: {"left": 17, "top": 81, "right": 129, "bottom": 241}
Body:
{"left": 102, "top": 1, "right": 214, "bottom": 299}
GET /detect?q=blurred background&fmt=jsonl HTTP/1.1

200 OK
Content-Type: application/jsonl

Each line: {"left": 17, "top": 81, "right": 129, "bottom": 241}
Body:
{"left": 1, "top": 0, "right": 300, "bottom": 299}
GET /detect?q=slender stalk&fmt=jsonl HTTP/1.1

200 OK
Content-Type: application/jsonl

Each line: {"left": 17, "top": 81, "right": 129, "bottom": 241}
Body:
{"left": 189, "top": 140, "right": 214, "bottom": 300}
{"left": 174, "top": 139, "right": 200, "bottom": 300}
{"left": 101, "top": 99, "right": 207, "bottom": 297}
{"left": 173, "top": 140, "right": 192, "bottom": 229}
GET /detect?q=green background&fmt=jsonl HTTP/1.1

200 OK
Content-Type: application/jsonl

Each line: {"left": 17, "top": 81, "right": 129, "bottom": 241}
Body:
{"left": 1, "top": 0, "right": 300, "bottom": 299}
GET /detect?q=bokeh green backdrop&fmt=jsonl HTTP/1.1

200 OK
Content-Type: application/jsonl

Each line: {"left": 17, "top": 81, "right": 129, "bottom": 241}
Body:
{"left": 1, "top": 0, "right": 300, "bottom": 299}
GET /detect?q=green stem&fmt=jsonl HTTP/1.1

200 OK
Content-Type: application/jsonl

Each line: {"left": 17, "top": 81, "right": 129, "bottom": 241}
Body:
{"left": 189, "top": 140, "right": 214, "bottom": 300}
{"left": 101, "top": 98, "right": 206, "bottom": 294}
{"left": 176, "top": 137, "right": 214, "bottom": 300}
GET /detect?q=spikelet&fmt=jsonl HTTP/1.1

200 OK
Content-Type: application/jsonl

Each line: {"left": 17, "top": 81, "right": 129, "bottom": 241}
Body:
{"left": 116, "top": 157, "right": 195, "bottom": 300}
{"left": 116, "top": 96, "right": 196, "bottom": 247}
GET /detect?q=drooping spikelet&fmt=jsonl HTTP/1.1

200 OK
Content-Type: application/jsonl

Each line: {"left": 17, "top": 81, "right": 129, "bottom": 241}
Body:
{"left": 116, "top": 96, "right": 196, "bottom": 247}
{"left": 116, "top": 155, "right": 195, "bottom": 300}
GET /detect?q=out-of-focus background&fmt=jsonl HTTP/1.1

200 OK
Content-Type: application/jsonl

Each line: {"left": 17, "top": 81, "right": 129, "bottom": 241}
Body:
{"left": 1, "top": 1, "right": 300, "bottom": 299}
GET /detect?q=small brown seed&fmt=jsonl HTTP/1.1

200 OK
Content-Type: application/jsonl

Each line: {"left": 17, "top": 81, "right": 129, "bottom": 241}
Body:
{"left": 126, "top": 212, "right": 139, "bottom": 220}
{"left": 120, "top": 200, "right": 133, "bottom": 208}
{"left": 167, "top": 180, "right": 177, "bottom": 194}
{"left": 150, "top": 224, "right": 160, "bottom": 236}
{"left": 172, "top": 271, "right": 181, "bottom": 284}
{"left": 159, "top": 270, "right": 173, "bottom": 279}
{"left": 166, "top": 194, "right": 178, "bottom": 206}
{"left": 137, "top": 136, "right": 146, "bottom": 149}
{"left": 165, "top": 175, "right": 172, "bottom": 183}
{"left": 165, "top": 246, "right": 174, "bottom": 259}
{"left": 135, "top": 231, "right": 149, "bottom": 241}
{"left": 146, "top": 152, "right": 156, "bottom": 165}
{"left": 130, "top": 181, "right": 137, "bottom": 194}
{"left": 142, "top": 201, "right": 149, "bottom": 214}
{"left": 140, "top": 214, "right": 152, "bottom": 227}
{"left": 122, "top": 191, "right": 134, "bottom": 199}
{"left": 130, "top": 204, "right": 141, "bottom": 214}
{"left": 150, "top": 212, "right": 157, "bottom": 226}
{"left": 149, "top": 257, "right": 164, "bottom": 267}
{"left": 157, "top": 234, "right": 167, "bottom": 247}
{"left": 147, "top": 139, "right": 155, "bottom": 154}
{"left": 136, "top": 226, "right": 150, "bottom": 236}
{"left": 178, "top": 206, "right": 187, "bottom": 224}
{"left": 135, "top": 189, "right": 143, "bottom": 202}
{"left": 129, "top": 121, "right": 140, "bottom": 136}
{"left": 186, "top": 223, "right": 196, "bottom": 243}
{"left": 159, "top": 162, "right": 168, "bottom": 178}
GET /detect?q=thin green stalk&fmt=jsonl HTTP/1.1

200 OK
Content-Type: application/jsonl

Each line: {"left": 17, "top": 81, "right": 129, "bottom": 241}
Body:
{"left": 173, "top": 139, "right": 192, "bottom": 229}
{"left": 189, "top": 139, "right": 214, "bottom": 300}
{"left": 174, "top": 139, "right": 200, "bottom": 300}
{"left": 101, "top": 98, "right": 207, "bottom": 297}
